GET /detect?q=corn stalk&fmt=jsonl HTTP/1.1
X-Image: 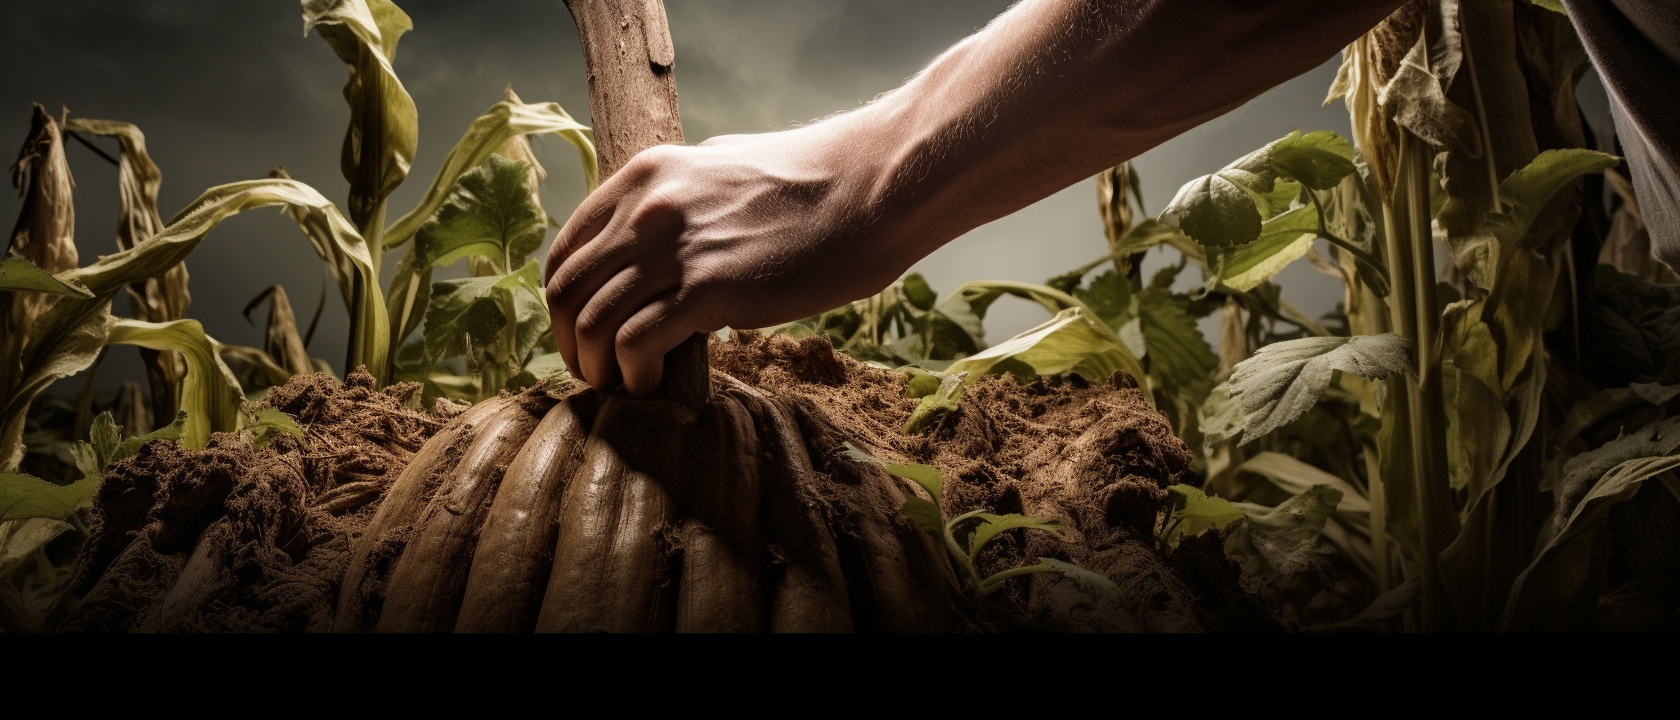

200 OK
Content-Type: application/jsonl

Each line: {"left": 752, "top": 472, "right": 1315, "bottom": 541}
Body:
{"left": 0, "top": 105, "right": 78, "bottom": 470}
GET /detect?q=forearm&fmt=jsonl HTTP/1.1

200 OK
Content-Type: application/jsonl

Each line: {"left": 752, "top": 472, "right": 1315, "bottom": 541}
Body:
{"left": 544, "top": 0, "right": 1407, "bottom": 394}
{"left": 827, "top": 0, "right": 1404, "bottom": 273}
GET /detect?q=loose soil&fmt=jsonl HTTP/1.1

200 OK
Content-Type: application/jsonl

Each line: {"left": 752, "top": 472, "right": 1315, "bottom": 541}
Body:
{"left": 66, "top": 331, "right": 1277, "bottom": 632}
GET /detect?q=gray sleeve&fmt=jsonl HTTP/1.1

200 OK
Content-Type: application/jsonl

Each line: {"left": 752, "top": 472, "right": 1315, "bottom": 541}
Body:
{"left": 1562, "top": 0, "right": 1680, "bottom": 267}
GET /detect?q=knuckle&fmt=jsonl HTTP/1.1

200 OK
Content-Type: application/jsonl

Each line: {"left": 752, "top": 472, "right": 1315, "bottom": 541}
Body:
{"left": 627, "top": 193, "right": 680, "bottom": 234}
{"left": 544, "top": 279, "right": 567, "bottom": 308}
{"left": 575, "top": 307, "right": 608, "bottom": 340}
{"left": 545, "top": 276, "right": 579, "bottom": 311}
{"left": 616, "top": 313, "right": 659, "bottom": 352}
{"left": 626, "top": 145, "right": 674, "bottom": 177}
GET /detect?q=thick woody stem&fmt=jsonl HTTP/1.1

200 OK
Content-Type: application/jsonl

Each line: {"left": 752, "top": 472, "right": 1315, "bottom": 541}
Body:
{"left": 564, "top": 0, "right": 710, "bottom": 406}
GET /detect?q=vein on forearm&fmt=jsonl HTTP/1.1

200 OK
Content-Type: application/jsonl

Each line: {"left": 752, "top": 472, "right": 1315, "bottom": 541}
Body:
{"left": 842, "top": 0, "right": 1405, "bottom": 268}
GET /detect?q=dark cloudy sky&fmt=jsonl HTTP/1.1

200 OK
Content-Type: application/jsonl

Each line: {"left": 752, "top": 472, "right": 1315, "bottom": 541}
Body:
{"left": 2, "top": 0, "right": 1353, "bottom": 391}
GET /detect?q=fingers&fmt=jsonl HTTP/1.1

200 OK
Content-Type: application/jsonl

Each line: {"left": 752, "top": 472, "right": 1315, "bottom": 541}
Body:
{"left": 573, "top": 265, "right": 677, "bottom": 391}
{"left": 544, "top": 190, "right": 615, "bottom": 289}
{"left": 545, "top": 210, "right": 636, "bottom": 376}
{"left": 617, "top": 288, "right": 715, "bottom": 398}
{"left": 543, "top": 146, "right": 670, "bottom": 289}
{"left": 547, "top": 196, "right": 685, "bottom": 376}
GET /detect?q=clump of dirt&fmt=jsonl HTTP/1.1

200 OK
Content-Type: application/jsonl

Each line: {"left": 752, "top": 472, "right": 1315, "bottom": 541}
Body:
{"left": 715, "top": 330, "right": 1277, "bottom": 632}
{"left": 66, "top": 369, "right": 441, "bottom": 632}
{"left": 69, "top": 333, "right": 1275, "bottom": 632}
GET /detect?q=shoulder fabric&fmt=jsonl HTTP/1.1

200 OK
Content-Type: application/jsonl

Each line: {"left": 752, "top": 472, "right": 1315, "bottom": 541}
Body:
{"left": 1565, "top": 0, "right": 1680, "bottom": 267}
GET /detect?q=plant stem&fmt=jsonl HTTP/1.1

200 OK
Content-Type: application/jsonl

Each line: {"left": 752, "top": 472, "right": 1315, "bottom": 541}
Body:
{"left": 1383, "top": 130, "right": 1459, "bottom": 631}
{"left": 978, "top": 563, "right": 1055, "bottom": 595}
{"left": 1310, "top": 189, "right": 1391, "bottom": 289}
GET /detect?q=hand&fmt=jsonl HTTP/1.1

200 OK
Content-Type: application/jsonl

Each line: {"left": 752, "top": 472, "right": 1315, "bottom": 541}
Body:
{"left": 542, "top": 121, "right": 908, "bottom": 397}
{"left": 544, "top": 0, "right": 1400, "bottom": 398}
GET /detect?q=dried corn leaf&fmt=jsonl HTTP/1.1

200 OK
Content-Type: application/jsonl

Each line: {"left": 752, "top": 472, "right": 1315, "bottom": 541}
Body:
{"left": 61, "top": 178, "right": 391, "bottom": 384}
{"left": 3, "top": 105, "right": 77, "bottom": 418}
{"left": 60, "top": 118, "right": 190, "bottom": 424}
{"left": 243, "top": 285, "right": 313, "bottom": 377}
{"left": 303, "top": 0, "right": 419, "bottom": 231}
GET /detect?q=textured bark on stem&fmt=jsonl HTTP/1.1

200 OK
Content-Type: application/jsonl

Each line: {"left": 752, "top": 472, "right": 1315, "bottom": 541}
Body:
{"left": 563, "top": 0, "right": 710, "bottom": 406}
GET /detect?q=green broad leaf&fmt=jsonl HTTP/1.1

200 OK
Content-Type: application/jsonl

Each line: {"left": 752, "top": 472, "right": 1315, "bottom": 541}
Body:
{"left": 1207, "top": 334, "right": 1411, "bottom": 446}
{"left": 66, "top": 442, "right": 98, "bottom": 481}
{"left": 1137, "top": 287, "right": 1218, "bottom": 395}
{"left": 416, "top": 154, "right": 547, "bottom": 271}
{"left": 75, "top": 410, "right": 187, "bottom": 478}
{"left": 903, "top": 369, "right": 966, "bottom": 435}
{"left": 1161, "top": 130, "right": 1356, "bottom": 248}
{"left": 1218, "top": 206, "right": 1319, "bottom": 292}
{"left": 0, "top": 472, "right": 98, "bottom": 523}
{"left": 1503, "top": 415, "right": 1680, "bottom": 630}
{"left": 901, "top": 272, "right": 937, "bottom": 311}
{"left": 1258, "top": 179, "right": 1303, "bottom": 219}
{"left": 885, "top": 462, "right": 943, "bottom": 504}
{"left": 1498, "top": 149, "right": 1621, "bottom": 248}
{"left": 1161, "top": 170, "right": 1265, "bottom": 248}
{"left": 107, "top": 319, "right": 243, "bottom": 450}
{"left": 899, "top": 497, "right": 944, "bottom": 534}
{"left": 1162, "top": 485, "right": 1244, "bottom": 548}
{"left": 1267, "top": 130, "right": 1356, "bottom": 191}
{"left": 243, "top": 406, "right": 304, "bottom": 451}
{"left": 89, "top": 412, "right": 122, "bottom": 470}
{"left": 841, "top": 441, "right": 944, "bottom": 504}
{"left": 110, "top": 412, "right": 186, "bottom": 464}
{"left": 1197, "top": 386, "right": 1244, "bottom": 456}
{"left": 1, "top": 297, "right": 112, "bottom": 471}
{"left": 1073, "top": 270, "right": 1136, "bottom": 334}
{"left": 303, "top": 0, "right": 419, "bottom": 224}
{"left": 384, "top": 96, "right": 596, "bottom": 250}
{"left": 1443, "top": 149, "right": 1618, "bottom": 289}
{"left": 964, "top": 512, "right": 1061, "bottom": 561}
{"left": 58, "top": 178, "right": 391, "bottom": 384}
{"left": 1526, "top": 0, "right": 1565, "bottom": 14}
{"left": 946, "top": 307, "right": 1147, "bottom": 392}
{"left": 514, "top": 352, "right": 572, "bottom": 388}
{"left": 423, "top": 260, "right": 548, "bottom": 368}
{"left": 902, "top": 367, "right": 944, "bottom": 399}
{"left": 0, "top": 256, "right": 92, "bottom": 298}
{"left": 1235, "top": 484, "right": 1342, "bottom": 574}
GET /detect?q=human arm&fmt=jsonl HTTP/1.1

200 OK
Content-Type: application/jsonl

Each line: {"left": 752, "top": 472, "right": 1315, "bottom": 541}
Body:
{"left": 543, "top": 0, "right": 1404, "bottom": 396}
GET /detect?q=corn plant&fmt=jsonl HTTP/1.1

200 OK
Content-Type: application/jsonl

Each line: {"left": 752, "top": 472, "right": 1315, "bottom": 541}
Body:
{"left": 0, "top": 0, "right": 595, "bottom": 628}
{"left": 0, "top": 0, "right": 598, "bottom": 459}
